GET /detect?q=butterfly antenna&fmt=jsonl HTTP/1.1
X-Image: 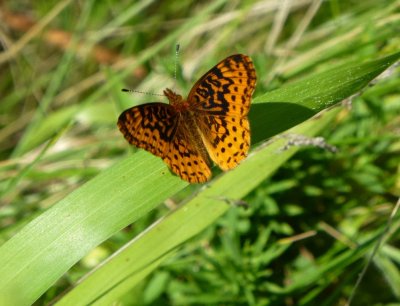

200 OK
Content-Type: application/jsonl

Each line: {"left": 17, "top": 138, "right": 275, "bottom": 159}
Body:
{"left": 173, "top": 44, "right": 180, "bottom": 91}
{"left": 122, "top": 44, "right": 181, "bottom": 98}
{"left": 121, "top": 88, "right": 164, "bottom": 97}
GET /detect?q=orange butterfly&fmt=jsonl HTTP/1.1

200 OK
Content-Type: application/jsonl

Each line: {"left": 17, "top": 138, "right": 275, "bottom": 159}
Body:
{"left": 117, "top": 54, "right": 256, "bottom": 183}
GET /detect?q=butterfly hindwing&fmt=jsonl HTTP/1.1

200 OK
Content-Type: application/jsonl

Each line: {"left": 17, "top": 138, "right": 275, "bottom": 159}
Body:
{"left": 163, "top": 126, "right": 212, "bottom": 183}
{"left": 196, "top": 114, "right": 250, "bottom": 170}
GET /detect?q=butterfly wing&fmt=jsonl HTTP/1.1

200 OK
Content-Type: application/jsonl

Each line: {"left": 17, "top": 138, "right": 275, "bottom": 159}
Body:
{"left": 117, "top": 103, "right": 211, "bottom": 183}
{"left": 195, "top": 114, "right": 251, "bottom": 170}
{"left": 165, "top": 124, "right": 211, "bottom": 183}
{"left": 187, "top": 54, "right": 256, "bottom": 170}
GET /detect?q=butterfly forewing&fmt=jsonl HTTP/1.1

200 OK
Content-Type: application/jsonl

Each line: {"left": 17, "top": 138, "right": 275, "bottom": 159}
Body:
{"left": 187, "top": 54, "right": 256, "bottom": 117}
{"left": 195, "top": 115, "right": 251, "bottom": 170}
{"left": 118, "top": 103, "right": 178, "bottom": 157}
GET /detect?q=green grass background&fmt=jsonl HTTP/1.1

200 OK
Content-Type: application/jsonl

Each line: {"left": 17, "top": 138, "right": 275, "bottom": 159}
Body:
{"left": 0, "top": 0, "right": 399, "bottom": 305}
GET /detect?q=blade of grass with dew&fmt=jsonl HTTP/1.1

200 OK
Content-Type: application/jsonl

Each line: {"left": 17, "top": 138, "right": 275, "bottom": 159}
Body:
{"left": 0, "top": 52, "right": 399, "bottom": 305}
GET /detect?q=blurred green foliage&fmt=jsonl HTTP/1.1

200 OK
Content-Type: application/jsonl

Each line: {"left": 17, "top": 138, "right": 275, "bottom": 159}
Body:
{"left": 0, "top": 0, "right": 399, "bottom": 305}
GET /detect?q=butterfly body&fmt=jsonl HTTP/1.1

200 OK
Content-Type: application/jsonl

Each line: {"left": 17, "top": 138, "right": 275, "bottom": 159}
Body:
{"left": 118, "top": 54, "right": 256, "bottom": 183}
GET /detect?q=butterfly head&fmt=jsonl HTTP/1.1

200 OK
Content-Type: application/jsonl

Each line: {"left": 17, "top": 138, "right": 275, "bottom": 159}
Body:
{"left": 164, "top": 88, "right": 183, "bottom": 106}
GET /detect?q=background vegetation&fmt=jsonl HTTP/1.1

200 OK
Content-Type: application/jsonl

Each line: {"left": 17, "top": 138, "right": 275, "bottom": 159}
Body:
{"left": 0, "top": 0, "right": 399, "bottom": 305}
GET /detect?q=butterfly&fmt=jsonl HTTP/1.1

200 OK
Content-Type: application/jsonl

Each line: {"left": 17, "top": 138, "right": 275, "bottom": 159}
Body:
{"left": 117, "top": 54, "right": 256, "bottom": 183}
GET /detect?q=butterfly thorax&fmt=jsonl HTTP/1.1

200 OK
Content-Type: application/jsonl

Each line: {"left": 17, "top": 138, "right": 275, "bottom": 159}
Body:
{"left": 164, "top": 88, "right": 210, "bottom": 165}
{"left": 163, "top": 88, "right": 184, "bottom": 108}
